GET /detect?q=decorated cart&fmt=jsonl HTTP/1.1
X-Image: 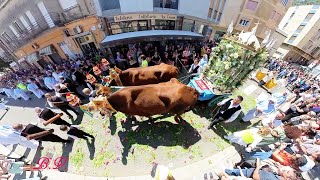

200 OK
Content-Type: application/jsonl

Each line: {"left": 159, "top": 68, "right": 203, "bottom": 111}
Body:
{"left": 189, "top": 21, "right": 270, "bottom": 105}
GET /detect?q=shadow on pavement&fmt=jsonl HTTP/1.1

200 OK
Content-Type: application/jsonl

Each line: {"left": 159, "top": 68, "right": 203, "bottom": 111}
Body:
{"left": 192, "top": 101, "right": 214, "bottom": 119}
{"left": 72, "top": 110, "right": 85, "bottom": 125}
{"left": 86, "top": 138, "right": 96, "bottom": 160}
{"left": 109, "top": 115, "right": 117, "bottom": 135}
{"left": 60, "top": 139, "right": 74, "bottom": 172}
{"left": 6, "top": 144, "right": 18, "bottom": 157}
{"left": 118, "top": 119, "right": 201, "bottom": 165}
{"left": 0, "top": 94, "right": 47, "bottom": 109}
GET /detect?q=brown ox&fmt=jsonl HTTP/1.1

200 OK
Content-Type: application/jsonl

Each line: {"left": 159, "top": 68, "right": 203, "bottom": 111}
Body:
{"left": 112, "top": 63, "right": 178, "bottom": 86}
{"left": 106, "top": 78, "right": 199, "bottom": 122}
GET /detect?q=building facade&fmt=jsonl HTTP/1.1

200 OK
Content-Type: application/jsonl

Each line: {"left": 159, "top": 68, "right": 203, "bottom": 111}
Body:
{"left": 0, "top": 0, "right": 105, "bottom": 70}
{"left": 93, "top": 0, "right": 292, "bottom": 55}
{"left": 93, "top": 0, "right": 224, "bottom": 52}
{"left": 217, "top": 0, "right": 292, "bottom": 42}
{"left": 0, "top": 0, "right": 293, "bottom": 69}
{"left": 274, "top": 5, "right": 320, "bottom": 64}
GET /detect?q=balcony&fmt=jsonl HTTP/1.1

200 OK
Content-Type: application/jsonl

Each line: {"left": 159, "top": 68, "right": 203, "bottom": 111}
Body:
{"left": 1, "top": 10, "right": 87, "bottom": 51}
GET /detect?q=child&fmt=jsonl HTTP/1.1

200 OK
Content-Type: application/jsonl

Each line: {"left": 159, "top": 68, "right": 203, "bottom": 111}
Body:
{"left": 60, "top": 125, "right": 94, "bottom": 140}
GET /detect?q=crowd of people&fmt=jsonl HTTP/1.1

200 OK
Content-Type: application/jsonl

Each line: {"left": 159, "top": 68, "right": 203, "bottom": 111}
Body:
{"left": 201, "top": 59, "right": 319, "bottom": 180}
{"left": 111, "top": 41, "right": 213, "bottom": 75}
{"left": 0, "top": 42, "right": 319, "bottom": 179}
{"left": 0, "top": 40, "right": 215, "bottom": 179}
{"left": 0, "top": 40, "right": 215, "bottom": 105}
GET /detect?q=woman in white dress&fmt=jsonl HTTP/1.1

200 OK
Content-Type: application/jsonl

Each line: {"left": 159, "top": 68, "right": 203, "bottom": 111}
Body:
{"left": 13, "top": 86, "right": 30, "bottom": 101}
{"left": 3, "top": 88, "right": 18, "bottom": 100}
{"left": 27, "top": 79, "right": 44, "bottom": 99}
{"left": 43, "top": 74, "right": 58, "bottom": 90}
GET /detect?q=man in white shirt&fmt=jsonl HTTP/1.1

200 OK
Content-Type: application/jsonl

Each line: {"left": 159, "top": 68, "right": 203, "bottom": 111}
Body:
{"left": 43, "top": 73, "right": 58, "bottom": 90}
{"left": 261, "top": 111, "right": 285, "bottom": 128}
{"left": 208, "top": 96, "right": 243, "bottom": 129}
{"left": 188, "top": 59, "right": 201, "bottom": 76}
{"left": 0, "top": 125, "right": 39, "bottom": 150}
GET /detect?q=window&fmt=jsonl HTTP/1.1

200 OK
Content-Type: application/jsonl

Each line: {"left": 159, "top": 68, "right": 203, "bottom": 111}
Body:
{"left": 275, "top": 51, "right": 284, "bottom": 56}
{"left": 37, "top": 2, "right": 55, "bottom": 28}
{"left": 311, "top": 47, "right": 320, "bottom": 56}
{"left": 110, "top": 20, "right": 149, "bottom": 35}
{"left": 99, "top": 0, "right": 120, "bottom": 11}
{"left": 288, "top": 35, "right": 297, "bottom": 43}
{"left": 271, "top": 11, "right": 281, "bottom": 21}
{"left": 213, "top": 10, "right": 218, "bottom": 19}
{"left": 217, "top": 12, "right": 222, "bottom": 21}
{"left": 302, "top": 41, "right": 312, "bottom": 50}
{"left": 239, "top": 19, "right": 249, "bottom": 26}
{"left": 274, "top": 13, "right": 281, "bottom": 21}
{"left": 296, "top": 25, "right": 305, "bottom": 32}
{"left": 208, "top": 8, "right": 213, "bottom": 18}
{"left": 58, "top": 0, "right": 77, "bottom": 10}
{"left": 26, "top": 11, "right": 38, "bottom": 27}
{"left": 283, "top": 22, "right": 288, "bottom": 29}
{"left": 246, "top": 0, "right": 258, "bottom": 11}
{"left": 19, "top": 16, "right": 31, "bottom": 31}
{"left": 9, "top": 25, "right": 20, "bottom": 37}
{"left": 153, "top": 20, "right": 175, "bottom": 30}
{"left": 270, "top": 10, "right": 276, "bottom": 19}
{"left": 312, "top": 5, "right": 320, "bottom": 9}
{"left": 305, "top": 13, "right": 314, "bottom": 21}
{"left": 1, "top": 32, "right": 11, "bottom": 42}
{"left": 13, "top": 22, "right": 23, "bottom": 33}
{"left": 182, "top": 19, "right": 195, "bottom": 32}
{"left": 308, "top": 43, "right": 313, "bottom": 49}
{"left": 289, "top": 12, "right": 295, "bottom": 19}
{"left": 154, "top": 0, "right": 179, "bottom": 9}
{"left": 312, "top": 29, "right": 320, "bottom": 39}
{"left": 281, "top": 0, "right": 289, "bottom": 6}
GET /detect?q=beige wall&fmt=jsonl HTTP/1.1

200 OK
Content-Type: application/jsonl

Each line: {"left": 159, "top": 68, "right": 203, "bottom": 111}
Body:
{"left": 276, "top": 5, "right": 320, "bottom": 62}
{"left": 218, "top": 0, "right": 243, "bottom": 28}
{"left": 14, "top": 16, "right": 105, "bottom": 60}
{"left": 218, "top": 0, "right": 292, "bottom": 39}
{"left": 269, "top": 28, "right": 288, "bottom": 56}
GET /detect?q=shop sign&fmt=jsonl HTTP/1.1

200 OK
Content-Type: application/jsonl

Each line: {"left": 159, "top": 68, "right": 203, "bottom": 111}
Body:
{"left": 114, "top": 13, "right": 177, "bottom": 22}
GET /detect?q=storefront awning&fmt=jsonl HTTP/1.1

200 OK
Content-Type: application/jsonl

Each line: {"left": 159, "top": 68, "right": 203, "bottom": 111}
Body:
{"left": 39, "top": 46, "right": 54, "bottom": 56}
{"left": 101, "top": 30, "right": 204, "bottom": 47}
{"left": 27, "top": 53, "right": 39, "bottom": 63}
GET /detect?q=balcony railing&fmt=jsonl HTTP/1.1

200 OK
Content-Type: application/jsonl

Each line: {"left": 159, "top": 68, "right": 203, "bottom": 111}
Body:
{"left": 1, "top": 9, "right": 87, "bottom": 51}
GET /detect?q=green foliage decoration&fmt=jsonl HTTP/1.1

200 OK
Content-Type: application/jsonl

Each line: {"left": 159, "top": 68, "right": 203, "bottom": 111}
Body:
{"left": 203, "top": 39, "right": 268, "bottom": 92}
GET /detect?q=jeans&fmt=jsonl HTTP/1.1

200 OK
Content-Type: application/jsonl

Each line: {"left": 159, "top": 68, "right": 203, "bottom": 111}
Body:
{"left": 225, "top": 168, "right": 254, "bottom": 178}
{"left": 225, "top": 168, "right": 281, "bottom": 180}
